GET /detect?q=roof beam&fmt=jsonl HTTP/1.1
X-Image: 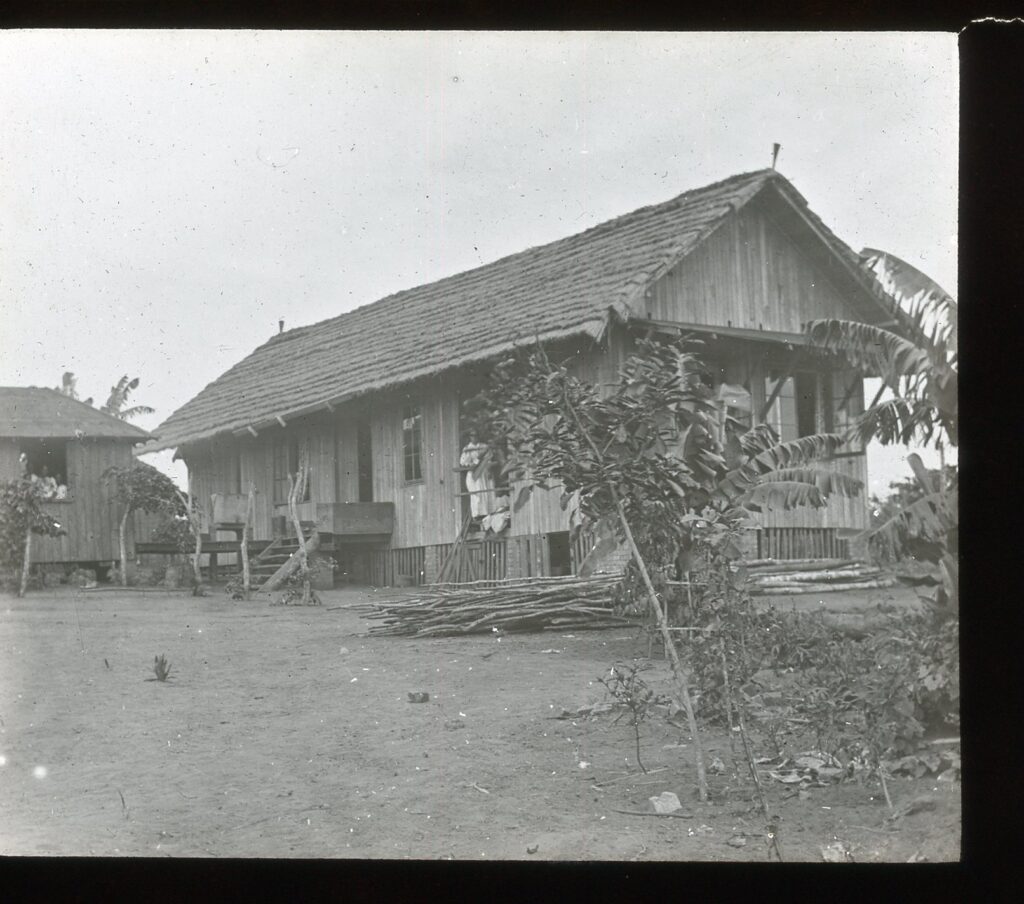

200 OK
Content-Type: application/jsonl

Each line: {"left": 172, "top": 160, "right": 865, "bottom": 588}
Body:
{"left": 247, "top": 425, "right": 258, "bottom": 438}
{"left": 631, "top": 317, "right": 808, "bottom": 347}
{"left": 275, "top": 415, "right": 287, "bottom": 428}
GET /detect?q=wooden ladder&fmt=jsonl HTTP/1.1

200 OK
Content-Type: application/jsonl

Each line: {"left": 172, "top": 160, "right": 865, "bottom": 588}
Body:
{"left": 436, "top": 514, "right": 484, "bottom": 584}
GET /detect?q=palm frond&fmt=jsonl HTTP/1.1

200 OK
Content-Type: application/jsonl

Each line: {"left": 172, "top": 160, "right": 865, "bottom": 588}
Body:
{"left": 861, "top": 248, "right": 955, "bottom": 309}
{"left": 100, "top": 375, "right": 151, "bottom": 420}
{"left": 739, "top": 481, "right": 827, "bottom": 512}
{"left": 867, "top": 488, "right": 957, "bottom": 550}
{"left": 755, "top": 467, "right": 863, "bottom": 497}
{"left": 714, "top": 434, "right": 846, "bottom": 502}
{"left": 117, "top": 405, "right": 156, "bottom": 421}
{"left": 854, "top": 396, "right": 940, "bottom": 447}
{"left": 742, "top": 433, "right": 845, "bottom": 474}
{"left": 738, "top": 423, "right": 779, "bottom": 457}
{"left": 806, "top": 320, "right": 931, "bottom": 388}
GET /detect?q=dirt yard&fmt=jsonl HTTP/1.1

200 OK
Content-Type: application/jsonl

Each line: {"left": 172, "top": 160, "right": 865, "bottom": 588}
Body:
{"left": 0, "top": 584, "right": 959, "bottom": 861}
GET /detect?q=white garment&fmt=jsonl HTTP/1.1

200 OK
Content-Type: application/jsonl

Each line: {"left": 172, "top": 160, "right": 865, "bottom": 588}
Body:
{"left": 460, "top": 442, "right": 495, "bottom": 518}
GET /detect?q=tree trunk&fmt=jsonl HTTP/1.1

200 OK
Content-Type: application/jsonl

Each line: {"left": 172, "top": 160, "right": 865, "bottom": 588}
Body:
{"left": 557, "top": 379, "right": 709, "bottom": 801}
{"left": 287, "top": 469, "right": 311, "bottom": 604}
{"left": 119, "top": 509, "right": 130, "bottom": 587}
{"left": 176, "top": 489, "right": 204, "bottom": 588}
{"left": 613, "top": 494, "right": 709, "bottom": 802}
{"left": 18, "top": 527, "right": 32, "bottom": 598}
{"left": 191, "top": 509, "right": 203, "bottom": 587}
{"left": 241, "top": 484, "right": 255, "bottom": 594}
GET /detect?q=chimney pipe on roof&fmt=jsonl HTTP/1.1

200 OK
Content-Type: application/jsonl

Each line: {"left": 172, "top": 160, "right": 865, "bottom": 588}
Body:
{"left": 278, "top": 319, "right": 284, "bottom": 334}
{"left": 771, "top": 143, "right": 781, "bottom": 170}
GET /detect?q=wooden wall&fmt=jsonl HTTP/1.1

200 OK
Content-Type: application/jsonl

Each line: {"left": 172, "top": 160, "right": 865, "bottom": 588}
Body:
{"left": 0, "top": 439, "right": 23, "bottom": 483}
{"left": 366, "top": 377, "right": 463, "bottom": 549}
{"left": 0, "top": 437, "right": 149, "bottom": 564}
{"left": 183, "top": 375, "right": 466, "bottom": 549}
{"left": 182, "top": 316, "right": 869, "bottom": 556}
{"left": 641, "top": 201, "right": 855, "bottom": 334}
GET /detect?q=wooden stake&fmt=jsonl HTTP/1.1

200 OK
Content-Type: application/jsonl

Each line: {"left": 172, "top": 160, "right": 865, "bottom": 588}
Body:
{"left": 19, "top": 527, "right": 32, "bottom": 598}
{"left": 241, "top": 482, "right": 255, "bottom": 594}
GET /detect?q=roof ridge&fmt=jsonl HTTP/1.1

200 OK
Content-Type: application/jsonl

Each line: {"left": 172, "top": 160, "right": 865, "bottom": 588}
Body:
{"left": 151, "top": 168, "right": 812, "bottom": 449}
{"left": 266, "top": 168, "right": 781, "bottom": 344}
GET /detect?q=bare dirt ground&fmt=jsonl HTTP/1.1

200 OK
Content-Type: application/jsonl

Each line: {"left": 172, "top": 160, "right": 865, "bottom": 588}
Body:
{"left": 0, "top": 584, "right": 959, "bottom": 861}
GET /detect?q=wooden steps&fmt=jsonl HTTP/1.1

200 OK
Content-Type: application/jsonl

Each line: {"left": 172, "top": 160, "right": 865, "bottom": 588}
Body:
{"left": 252, "top": 521, "right": 319, "bottom": 591}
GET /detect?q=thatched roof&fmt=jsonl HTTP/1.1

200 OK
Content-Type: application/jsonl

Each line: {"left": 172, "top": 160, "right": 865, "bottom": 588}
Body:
{"left": 150, "top": 169, "right": 887, "bottom": 451}
{"left": 0, "top": 388, "right": 152, "bottom": 440}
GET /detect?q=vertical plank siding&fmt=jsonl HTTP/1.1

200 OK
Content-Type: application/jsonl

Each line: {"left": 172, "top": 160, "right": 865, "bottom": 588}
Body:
{"left": 507, "top": 328, "right": 633, "bottom": 539}
{"left": 643, "top": 204, "right": 852, "bottom": 334}
{"left": 370, "top": 377, "right": 463, "bottom": 549}
{"left": 18, "top": 439, "right": 140, "bottom": 564}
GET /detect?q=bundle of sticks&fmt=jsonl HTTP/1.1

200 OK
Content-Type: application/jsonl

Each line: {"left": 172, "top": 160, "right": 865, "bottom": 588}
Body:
{"left": 361, "top": 573, "right": 635, "bottom": 637}
{"left": 745, "top": 559, "right": 896, "bottom": 595}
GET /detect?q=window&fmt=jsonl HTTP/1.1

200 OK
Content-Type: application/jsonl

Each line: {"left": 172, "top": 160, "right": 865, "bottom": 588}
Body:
{"left": 831, "top": 371, "right": 865, "bottom": 453}
{"left": 273, "top": 437, "right": 311, "bottom": 504}
{"left": 357, "top": 418, "right": 374, "bottom": 502}
{"left": 402, "top": 404, "right": 423, "bottom": 483}
{"left": 19, "top": 439, "right": 70, "bottom": 500}
{"left": 763, "top": 373, "right": 798, "bottom": 442}
{"left": 763, "top": 371, "right": 848, "bottom": 443}
{"left": 230, "top": 450, "right": 242, "bottom": 495}
{"left": 794, "top": 372, "right": 819, "bottom": 438}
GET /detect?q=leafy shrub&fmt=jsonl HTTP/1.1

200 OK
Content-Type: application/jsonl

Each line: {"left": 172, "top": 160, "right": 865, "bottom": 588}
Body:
{"left": 151, "top": 516, "right": 195, "bottom": 553}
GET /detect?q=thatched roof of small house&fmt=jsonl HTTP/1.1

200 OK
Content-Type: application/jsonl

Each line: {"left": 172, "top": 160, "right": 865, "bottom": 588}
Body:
{"left": 0, "top": 387, "right": 152, "bottom": 440}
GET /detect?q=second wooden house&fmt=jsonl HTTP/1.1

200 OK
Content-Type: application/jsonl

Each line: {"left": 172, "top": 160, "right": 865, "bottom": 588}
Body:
{"left": 148, "top": 169, "right": 892, "bottom": 586}
{"left": 0, "top": 386, "right": 154, "bottom": 576}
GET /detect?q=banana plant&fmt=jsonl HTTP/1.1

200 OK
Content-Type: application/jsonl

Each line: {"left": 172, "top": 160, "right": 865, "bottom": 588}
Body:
{"left": 100, "top": 376, "right": 156, "bottom": 422}
{"left": 806, "top": 249, "right": 958, "bottom": 613}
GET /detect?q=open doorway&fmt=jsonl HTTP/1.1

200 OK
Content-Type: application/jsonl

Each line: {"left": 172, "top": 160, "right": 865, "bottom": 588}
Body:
{"left": 548, "top": 531, "right": 572, "bottom": 577}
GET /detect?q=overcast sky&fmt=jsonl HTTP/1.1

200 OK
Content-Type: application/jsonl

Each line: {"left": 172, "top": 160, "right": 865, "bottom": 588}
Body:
{"left": 0, "top": 30, "right": 957, "bottom": 495}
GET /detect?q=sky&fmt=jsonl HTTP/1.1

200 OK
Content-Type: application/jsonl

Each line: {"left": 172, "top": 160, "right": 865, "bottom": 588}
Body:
{"left": 0, "top": 31, "right": 958, "bottom": 497}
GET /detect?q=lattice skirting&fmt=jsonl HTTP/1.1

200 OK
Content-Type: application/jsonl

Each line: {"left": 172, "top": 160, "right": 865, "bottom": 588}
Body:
{"left": 369, "top": 541, "right": 508, "bottom": 586}
{"left": 756, "top": 527, "right": 850, "bottom": 561}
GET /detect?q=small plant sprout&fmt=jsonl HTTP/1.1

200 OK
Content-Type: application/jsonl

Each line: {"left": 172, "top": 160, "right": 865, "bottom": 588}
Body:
{"left": 599, "top": 662, "right": 664, "bottom": 774}
{"left": 152, "top": 654, "right": 173, "bottom": 682}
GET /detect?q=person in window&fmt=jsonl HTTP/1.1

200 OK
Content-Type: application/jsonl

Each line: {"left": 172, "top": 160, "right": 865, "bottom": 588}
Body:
{"left": 39, "top": 466, "right": 58, "bottom": 499}
{"left": 460, "top": 431, "right": 494, "bottom": 519}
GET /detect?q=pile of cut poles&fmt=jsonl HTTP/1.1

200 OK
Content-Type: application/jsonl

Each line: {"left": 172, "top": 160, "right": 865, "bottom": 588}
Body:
{"left": 745, "top": 558, "right": 896, "bottom": 595}
{"left": 360, "top": 573, "right": 635, "bottom": 637}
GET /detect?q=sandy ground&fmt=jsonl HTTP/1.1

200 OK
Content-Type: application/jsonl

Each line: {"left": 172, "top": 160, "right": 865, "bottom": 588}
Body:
{"left": 0, "top": 584, "right": 958, "bottom": 861}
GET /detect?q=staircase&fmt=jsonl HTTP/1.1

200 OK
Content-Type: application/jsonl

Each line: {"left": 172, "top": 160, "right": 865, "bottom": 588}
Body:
{"left": 251, "top": 521, "right": 319, "bottom": 591}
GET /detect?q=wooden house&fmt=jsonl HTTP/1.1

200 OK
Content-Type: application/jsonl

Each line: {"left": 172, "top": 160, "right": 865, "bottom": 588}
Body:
{"left": 0, "top": 387, "right": 153, "bottom": 568}
{"left": 148, "top": 170, "right": 893, "bottom": 586}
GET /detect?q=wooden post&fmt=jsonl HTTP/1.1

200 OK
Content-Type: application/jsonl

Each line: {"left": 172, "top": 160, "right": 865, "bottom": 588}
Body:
{"left": 558, "top": 379, "right": 709, "bottom": 801}
{"left": 241, "top": 483, "right": 255, "bottom": 593}
{"left": 176, "top": 488, "right": 204, "bottom": 590}
{"left": 118, "top": 508, "right": 131, "bottom": 586}
{"left": 19, "top": 527, "right": 32, "bottom": 598}
{"left": 287, "top": 463, "right": 312, "bottom": 602}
